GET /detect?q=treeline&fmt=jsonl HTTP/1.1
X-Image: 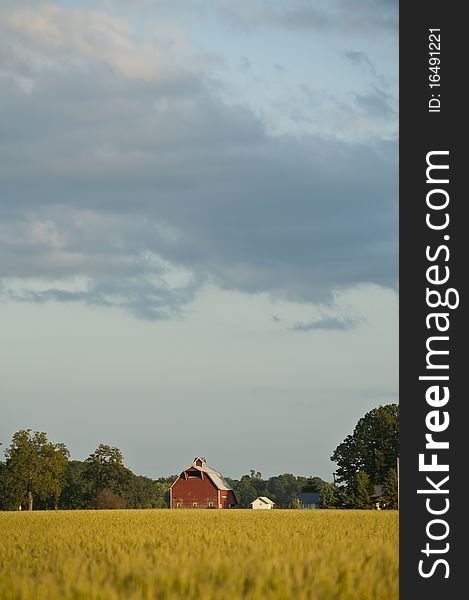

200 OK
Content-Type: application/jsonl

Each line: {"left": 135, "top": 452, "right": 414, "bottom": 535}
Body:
{"left": 0, "top": 404, "right": 398, "bottom": 511}
{"left": 227, "top": 472, "right": 325, "bottom": 508}
{"left": 229, "top": 404, "right": 399, "bottom": 511}
{"left": 0, "top": 432, "right": 174, "bottom": 511}
{"left": 0, "top": 430, "right": 326, "bottom": 511}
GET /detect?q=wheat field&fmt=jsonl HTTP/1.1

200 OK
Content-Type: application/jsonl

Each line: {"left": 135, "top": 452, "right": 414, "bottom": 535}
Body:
{"left": 0, "top": 509, "right": 398, "bottom": 600}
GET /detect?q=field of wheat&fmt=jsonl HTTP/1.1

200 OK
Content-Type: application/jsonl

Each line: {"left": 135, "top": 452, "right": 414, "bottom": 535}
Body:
{"left": 0, "top": 509, "right": 398, "bottom": 600}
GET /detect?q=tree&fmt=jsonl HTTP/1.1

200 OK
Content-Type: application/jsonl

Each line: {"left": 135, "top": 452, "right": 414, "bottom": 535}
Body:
{"left": 382, "top": 468, "right": 398, "bottom": 509}
{"left": 4, "top": 430, "right": 69, "bottom": 510}
{"left": 331, "top": 404, "right": 399, "bottom": 489}
{"left": 60, "top": 460, "right": 92, "bottom": 509}
{"left": 59, "top": 461, "right": 174, "bottom": 510}
{"left": 154, "top": 476, "right": 177, "bottom": 508}
{"left": 120, "top": 473, "right": 168, "bottom": 509}
{"left": 92, "top": 488, "right": 126, "bottom": 509}
{"left": 321, "top": 482, "right": 342, "bottom": 508}
{"left": 248, "top": 470, "right": 267, "bottom": 496}
{"left": 0, "top": 461, "right": 7, "bottom": 510}
{"left": 235, "top": 475, "right": 258, "bottom": 507}
{"left": 302, "top": 477, "right": 325, "bottom": 494}
{"left": 348, "top": 470, "right": 373, "bottom": 509}
{"left": 83, "top": 444, "right": 127, "bottom": 499}
{"left": 266, "top": 473, "right": 303, "bottom": 508}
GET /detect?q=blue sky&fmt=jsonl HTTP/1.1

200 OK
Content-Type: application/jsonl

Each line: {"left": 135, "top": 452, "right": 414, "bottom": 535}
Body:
{"left": 0, "top": 0, "right": 398, "bottom": 480}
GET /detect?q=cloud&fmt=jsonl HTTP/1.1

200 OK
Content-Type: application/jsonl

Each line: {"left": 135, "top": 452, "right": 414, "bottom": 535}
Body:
{"left": 355, "top": 87, "right": 396, "bottom": 119}
{"left": 273, "top": 63, "right": 286, "bottom": 72}
{"left": 219, "top": 0, "right": 398, "bottom": 34}
{"left": 291, "top": 316, "right": 362, "bottom": 332}
{"left": 0, "top": 3, "right": 397, "bottom": 320}
{"left": 5, "top": 275, "right": 199, "bottom": 321}
{"left": 270, "top": 5, "right": 330, "bottom": 31}
{"left": 344, "top": 50, "right": 374, "bottom": 71}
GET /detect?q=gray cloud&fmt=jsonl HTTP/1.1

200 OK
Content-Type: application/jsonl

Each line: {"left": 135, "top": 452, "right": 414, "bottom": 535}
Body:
{"left": 344, "top": 51, "right": 397, "bottom": 124}
{"left": 273, "top": 64, "right": 286, "bottom": 72}
{"left": 219, "top": 0, "right": 398, "bottom": 34}
{"left": 0, "top": 3, "right": 397, "bottom": 320}
{"left": 344, "top": 50, "right": 374, "bottom": 71}
{"left": 5, "top": 277, "right": 199, "bottom": 321}
{"left": 271, "top": 5, "right": 330, "bottom": 31}
{"left": 291, "top": 317, "right": 362, "bottom": 332}
{"left": 345, "top": 49, "right": 397, "bottom": 116}
{"left": 355, "top": 87, "right": 396, "bottom": 119}
{"left": 95, "top": 0, "right": 398, "bottom": 34}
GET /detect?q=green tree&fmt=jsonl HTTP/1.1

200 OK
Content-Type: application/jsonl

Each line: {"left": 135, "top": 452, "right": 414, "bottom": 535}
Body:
{"left": 266, "top": 474, "right": 303, "bottom": 508}
{"left": 302, "top": 477, "right": 325, "bottom": 494}
{"left": 60, "top": 463, "right": 174, "bottom": 510}
{"left": 382, "top": 467, "right": 398, "bottom": 509}
{"left": 4, "top": 430, "right": 69, "bottom": 511}
{"left": 348, "top": 470, "right": 373, "bottom": 509}
{"left": 248, "top": 471, "right": 268, "bottom": 496}
{"left": 60, "top": 460, "right": 92, "bottom": 509}
{"left": 120, "top": 473, "right": 167, "bottom": 509}
{"left": 154, "top": 476, "right": 177, "bottom": 508}
{"left": 0, "top": 460, "right": 7, "bottom": 510}
{"left": 331, "top": 404, "right": 399, "bottom": 488}
{"left": 151, "top": 478, "right": 170, "bottom": 508}
{"left": 83, "top": 444, "right": 127, "bottom": 499}
{"left": 235, "top": 475, "right": 258, "bottom": 507}
{"left": 321, "top": 482, "right": 342, "bottom": 508}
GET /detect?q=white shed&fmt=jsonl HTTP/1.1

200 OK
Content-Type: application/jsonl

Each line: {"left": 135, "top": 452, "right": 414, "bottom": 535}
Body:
{"left": 250, "top": 496, "right": 275, "bottom": 510}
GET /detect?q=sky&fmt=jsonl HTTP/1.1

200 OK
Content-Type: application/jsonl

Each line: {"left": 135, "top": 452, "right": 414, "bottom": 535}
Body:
{"left": 0, "top": 0, "right": 398, "bottom": 481}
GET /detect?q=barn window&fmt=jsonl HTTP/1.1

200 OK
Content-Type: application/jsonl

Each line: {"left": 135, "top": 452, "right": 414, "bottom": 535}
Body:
{"left": 176, "top": 502, "right": 181, "bottom": 508}
{"left": 192, "top": 502, "right": 198, "bottom": 507}
{"left": 187, "top": 471, "right": 202, "bottom": 478}
{"left": 208, "top": 502, "right": 213, "bottom": 507}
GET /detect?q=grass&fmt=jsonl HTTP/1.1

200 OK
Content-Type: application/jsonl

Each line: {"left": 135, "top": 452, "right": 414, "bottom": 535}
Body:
{"left": 0, "top": 509, "right": 398, "bottom": 599}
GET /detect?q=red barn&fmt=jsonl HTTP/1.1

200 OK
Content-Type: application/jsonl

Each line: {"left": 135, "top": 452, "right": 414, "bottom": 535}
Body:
{"left": 170, "top": 457, "right": 238, "bottom": 509}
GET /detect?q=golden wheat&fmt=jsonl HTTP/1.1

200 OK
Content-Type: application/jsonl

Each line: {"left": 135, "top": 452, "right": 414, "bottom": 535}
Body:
{"left": 0, "top": 509, "right": 398, "bottom": 600}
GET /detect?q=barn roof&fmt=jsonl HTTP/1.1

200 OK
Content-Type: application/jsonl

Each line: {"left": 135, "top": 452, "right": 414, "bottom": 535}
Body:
{"left": 170, "top": 458, "right": 233, "bottom": 491}
{"left": 201, "top": 464, "right": 233, "bottom": 491}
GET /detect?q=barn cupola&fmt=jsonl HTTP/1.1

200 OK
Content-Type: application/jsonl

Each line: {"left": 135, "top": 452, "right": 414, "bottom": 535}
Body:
{"left": 193, "top": 457, "right": 206, "bottom": 468}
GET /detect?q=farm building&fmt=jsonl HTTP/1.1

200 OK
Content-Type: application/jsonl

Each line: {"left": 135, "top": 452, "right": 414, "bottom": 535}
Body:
{"left": 250, "top": 496, "right": 275, "bottom": 510}
{"left": 170, "top": 457, "right": 238, "bottom": 509}
{"left": 297, "top": 492, "right": 321, "bottom": 509}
